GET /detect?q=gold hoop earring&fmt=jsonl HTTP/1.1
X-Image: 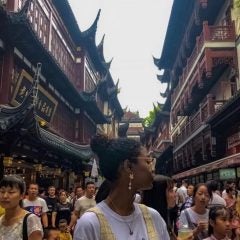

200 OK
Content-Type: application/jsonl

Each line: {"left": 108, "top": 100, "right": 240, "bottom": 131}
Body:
{"left": 128, "top": 173, "right": 134, "bottom": 190}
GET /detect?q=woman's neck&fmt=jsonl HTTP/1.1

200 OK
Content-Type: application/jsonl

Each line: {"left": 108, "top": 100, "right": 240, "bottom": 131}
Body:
{"left": 4, "top": 205, "right": 24, "bottom": 220}
{"left": 106, "top": 188, "right": 135, "bottom": 216}
{"left": 212, "top": 232, "right": 227, "bottom": 239}
{"left": 192, "top": 205, "right": 206, "bottom": 214}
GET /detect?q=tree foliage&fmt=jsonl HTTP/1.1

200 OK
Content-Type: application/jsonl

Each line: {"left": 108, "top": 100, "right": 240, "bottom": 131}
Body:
{"left": 235, "top": 0, "right": 240, "bottom": 8}
{"left": 142, "top": 104, "right": 162, "bottom": 127}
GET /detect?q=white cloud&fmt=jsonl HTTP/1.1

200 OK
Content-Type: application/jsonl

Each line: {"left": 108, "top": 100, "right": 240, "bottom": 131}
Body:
{"left": 68, "top": 0, "right": 173, "bottom": 117}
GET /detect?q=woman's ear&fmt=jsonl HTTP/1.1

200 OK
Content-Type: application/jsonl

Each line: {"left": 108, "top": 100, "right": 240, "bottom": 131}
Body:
{"left": 209, "top": 219, "right": 215, "bottom": 228}
{"left": 20, "top": 193, "right": 25, "bottom": 200}
{"left": 123, "top": 159, "right": 132, "bottom": 173}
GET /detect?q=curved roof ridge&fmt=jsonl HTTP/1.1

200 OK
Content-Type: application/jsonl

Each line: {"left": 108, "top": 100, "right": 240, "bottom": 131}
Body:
{"left": 81, "top": 9, "right": 101, "bottom": 39}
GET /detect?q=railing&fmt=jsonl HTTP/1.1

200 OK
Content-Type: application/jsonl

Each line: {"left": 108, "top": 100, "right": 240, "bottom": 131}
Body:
{"left": 173, "top": 84, "right": 238, "bottom": 148}
{"left": 171, "top": 22, "right": 235, "bottom": 106}
{"left": 16, "top": 0, "right": 78, "bottom": 86}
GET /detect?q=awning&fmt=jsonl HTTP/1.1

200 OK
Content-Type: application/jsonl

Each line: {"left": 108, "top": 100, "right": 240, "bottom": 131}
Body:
{"left": 172, "top": 152, "right": 240, "bottom": 179}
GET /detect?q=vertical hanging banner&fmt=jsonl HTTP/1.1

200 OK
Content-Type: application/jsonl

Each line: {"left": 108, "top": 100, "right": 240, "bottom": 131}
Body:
{"left": 90, "top": 159, "right": 98, "bottom": 178}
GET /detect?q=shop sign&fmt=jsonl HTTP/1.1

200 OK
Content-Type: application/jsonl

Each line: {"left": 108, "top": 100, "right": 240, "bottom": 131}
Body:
{"left": 227, "top": 132, "right": 240, "bottom": 149}
{"left": 11, "top": 70, "right": 58, "bottom": 123}
{"left": 237, "top": 167, "right": 240, "bottom": 178}
{"left": 219, "top": 168, "right": 236, "bottom": 180}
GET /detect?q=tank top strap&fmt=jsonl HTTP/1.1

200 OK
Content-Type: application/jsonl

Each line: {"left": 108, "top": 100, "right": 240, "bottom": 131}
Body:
{"left": 138, "top": 204, "right": 159, "bottom": 240}
{"left": 87, "top": 207, "right": 116, "bottom": 240}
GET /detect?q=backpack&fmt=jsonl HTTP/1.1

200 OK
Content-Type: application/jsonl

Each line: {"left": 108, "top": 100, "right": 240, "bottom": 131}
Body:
{"left": 22, "top": 213, "right": 32, "bottom": 240}
{"left": 87, "top": 204, "right": 158, "bottom": 240}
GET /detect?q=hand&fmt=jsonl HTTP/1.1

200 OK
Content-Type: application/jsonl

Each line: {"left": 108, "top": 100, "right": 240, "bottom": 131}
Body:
{"left": 197, "top": 221, "right": 208, "bottom": 232}
{"left": 66, "top": 225, "right": 71, "bottom": 233}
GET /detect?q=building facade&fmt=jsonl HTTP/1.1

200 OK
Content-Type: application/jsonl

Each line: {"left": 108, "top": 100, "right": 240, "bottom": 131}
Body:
{"left": 154, "top": 0, "right": 240, "bottom": 182}
{"left": 118, "top": 109, "right": 143, "bottom": 141}
{"left": 0, "top": 0, "right": 123, "bottom": 187}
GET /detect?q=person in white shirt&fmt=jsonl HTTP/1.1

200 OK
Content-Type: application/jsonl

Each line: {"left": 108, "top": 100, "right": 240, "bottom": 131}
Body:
{"left": 206, "top": 180, "right": 226, "bottom": 208}
{"left": 0, "top": 175, "right": 43, "bottom": 240}
{"left": 179, "top": 183, "right": 210, "bottom": 240}
{"left": 177, "top": 179, "right": 188, "bottom": 207}
{"left": 73, "top": 134, "right": 170, "bottom": 240}
{"left": 222, "top": 180, "right": 236, "bottom": 199}
{"left": 22, "top": 183, "right": 49, "bottom": 228}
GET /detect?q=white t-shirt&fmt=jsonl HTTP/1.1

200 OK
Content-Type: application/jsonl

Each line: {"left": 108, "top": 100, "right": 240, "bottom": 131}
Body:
{"left": 177, "top": 186, "right": 188, "bottom": 205}
{"left": 208, "top": 192, "right": 226, "bottom": 208}
{"left": 0, "top": 213, "right": 43, "bottom": 240}
{"left": 179, "top": 208, "right": 209, "bottom": 240}
{"left": 23, "top": 197, "right": 49, "bottom": 217}
{"left": 74, "top": 195, "right": 96, "bottom": 217}
{"left": 222, "top": 189, "right": 227, "bottom": 199}
{"left": 73, "top": 201, "right": 169, "bottom": 240}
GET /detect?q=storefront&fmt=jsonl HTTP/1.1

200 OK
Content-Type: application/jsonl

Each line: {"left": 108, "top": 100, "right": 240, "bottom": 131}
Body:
{"left": 172, "top": 152, "right": 240, "bottom": 183}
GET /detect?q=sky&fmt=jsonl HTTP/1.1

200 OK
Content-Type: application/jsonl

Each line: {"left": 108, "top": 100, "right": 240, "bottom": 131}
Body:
{"left": 68, "top": 0, "right": 173, "bottom": 118}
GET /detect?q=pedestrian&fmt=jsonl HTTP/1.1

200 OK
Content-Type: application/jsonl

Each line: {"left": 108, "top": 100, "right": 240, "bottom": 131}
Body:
{"left": 176, "top": 179, "right": 188, "bottom": 208}
{"left": 142, "top": 174, "right": 182, "bottom": 240}
{"left": 206, "top": 180, "right": 226, "bottom": 209}
{"left": 71, "top": 187, "right": 84, "bottom": 208}
{"left": 0, "top": 175, "right": 43, "bottom": 240}
{"left": 22, "top": 183, "right": 49, "bottom": 228}
{"left": 52, "top": 190, "right": 72, "bottom": 228}
{"left": 231, "top": 218, "right": 240, "bottom": 240}
{"left": 73, "top": 134, "right": 170, "bottom": 240}
{"left": 203, "top": 206, "right": 231, "bottom": 240}
{"left": 179, "top": 183, "right": 211, "bottom": 240}
{"left": 181, "top": 184, "right": 194, "bottom": 211}
{"left": 45, "top": 186, "right": 58, "bottom": 227}
{"left": 58, "top": 219, "right": 72, "bottom": 240}
{"left": 43, "top": 227, "right": 60, "bottom": 240}
{"left": 224, "top": 187, "right": 236, "bottom": 210}
{"left": 69, "top": 182, "right": 96, "bottom": 230}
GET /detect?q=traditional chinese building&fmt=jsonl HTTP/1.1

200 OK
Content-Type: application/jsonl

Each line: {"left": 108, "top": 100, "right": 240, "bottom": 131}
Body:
{"left": 118, "top": 109, "right": 143, "bottom": 141}
{"left": 154, "top": 0, "right": 240, "bottom": 183}
{"left": 0, "top": 0, "right": 123, "bottom": 187}
{"left": 139, "top": 102, "right": 173, "bottom": 175}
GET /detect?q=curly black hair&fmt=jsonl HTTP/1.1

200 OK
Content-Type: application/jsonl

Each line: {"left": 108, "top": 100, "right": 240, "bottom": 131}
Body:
{"left": 90, "top": 134, "right": 142, "bottom": 181}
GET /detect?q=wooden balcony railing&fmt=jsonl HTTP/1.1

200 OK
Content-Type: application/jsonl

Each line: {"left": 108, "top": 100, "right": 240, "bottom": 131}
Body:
{"left": 15, "top": 0, "right": 78, "bottom": 86}
{"left": 171, "top": 21, "right": 235, "bottom": 106}
{"left": 173, "top": 84, "right": 238, "bottom": 148}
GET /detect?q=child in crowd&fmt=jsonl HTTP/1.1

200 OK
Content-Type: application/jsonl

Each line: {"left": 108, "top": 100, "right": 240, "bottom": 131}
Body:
{"left": 44, "top": 227, "right": 60, "bottom": 240}
{"left": 59, "top": 219, "right": 72, "bottom": 240}
{"left": 203, "top": 206, "right": 231, "bottom": 240}
{"left": 230, "top": 216, "right": 240, "bottom": 240}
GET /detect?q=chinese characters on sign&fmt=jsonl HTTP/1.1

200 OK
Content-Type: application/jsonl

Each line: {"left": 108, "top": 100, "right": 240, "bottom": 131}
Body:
{"left": 12, "top": 70, "right": 58, "bottom": 123}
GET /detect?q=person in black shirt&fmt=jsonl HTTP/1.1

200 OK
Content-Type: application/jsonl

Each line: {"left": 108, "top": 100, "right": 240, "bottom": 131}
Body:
{"left": 45, "top": 186, "right": 58, "bottom": 227}
{"left": 52, "top": 190, "right": 72, "bottom": 228}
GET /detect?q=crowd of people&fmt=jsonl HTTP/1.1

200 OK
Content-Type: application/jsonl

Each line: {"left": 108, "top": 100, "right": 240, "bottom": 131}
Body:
{"left": 0, "top": 134, "right": 240, "bottom": 239}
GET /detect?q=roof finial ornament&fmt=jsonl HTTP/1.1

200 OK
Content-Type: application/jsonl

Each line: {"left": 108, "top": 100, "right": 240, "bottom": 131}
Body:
{"left": 98, "top": 34, "right": 105, "bottom": 49}
{"left": 82, "top": 9, "right": 101, "bottom": 39}
{"left": 152, "top": 55, "right": 160, "bottom": 68}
